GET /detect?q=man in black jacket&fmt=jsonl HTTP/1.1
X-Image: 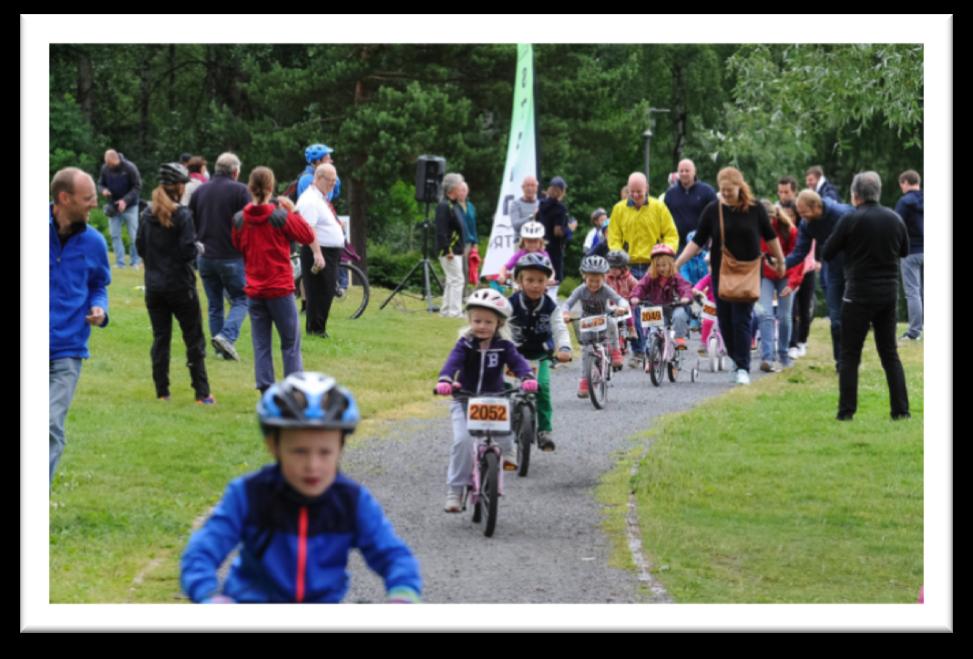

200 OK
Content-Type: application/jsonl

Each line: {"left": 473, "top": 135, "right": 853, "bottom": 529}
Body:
{"left": 822, "top": 171, "right": 910, "bottom": 421}
{"left": 537, "top": 176, "right": 570, "bottom": 282}
{"left": 98, "top": 149, "right": 143, "bottom": 268}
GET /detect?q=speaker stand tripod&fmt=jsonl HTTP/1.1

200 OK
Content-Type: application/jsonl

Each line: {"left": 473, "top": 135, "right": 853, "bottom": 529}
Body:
{"left": 380, "top": 202, "right": 443, "bottom": 313}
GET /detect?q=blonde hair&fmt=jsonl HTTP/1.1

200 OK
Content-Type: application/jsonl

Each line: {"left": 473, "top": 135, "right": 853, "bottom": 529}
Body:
{"left": 151, "top": 183, "right": 184, "bottom": 229}
{"left": 649, "top": 254, "right": 676, "bottom": 279}
{"left": 248, "top": 167, "right": 276, "bottom": 204}
{"left": 717, "top": 167, "right": 756, "bottom": 210}
{"left": 459, "top": 307, "right": 513, "bottom": 342}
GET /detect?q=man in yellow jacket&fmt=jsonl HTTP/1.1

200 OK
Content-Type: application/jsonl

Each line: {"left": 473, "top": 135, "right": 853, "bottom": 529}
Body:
{"left": 607, "top": 172, "right": 680, "bottom": 280}
{"left": 607, "top": 172, "right": 679, "bottom": 362}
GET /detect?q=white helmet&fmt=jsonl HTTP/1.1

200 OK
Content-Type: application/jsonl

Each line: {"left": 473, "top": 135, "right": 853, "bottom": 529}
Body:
{"left": 519, "top": 221, "right": 546, "bottom": 241}
{"left": 464, "top": 288, "right": 513, "bottom": 319}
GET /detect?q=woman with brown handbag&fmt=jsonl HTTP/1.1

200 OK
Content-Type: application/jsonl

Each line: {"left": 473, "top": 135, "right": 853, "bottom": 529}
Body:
{"left": 675, "top": 167, "right": 786, "bottom": 385}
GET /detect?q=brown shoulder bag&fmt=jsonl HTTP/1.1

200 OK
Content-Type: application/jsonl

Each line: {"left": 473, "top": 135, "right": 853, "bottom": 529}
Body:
{"left": 717, "top": 202, "right": 761, "bottom": 304}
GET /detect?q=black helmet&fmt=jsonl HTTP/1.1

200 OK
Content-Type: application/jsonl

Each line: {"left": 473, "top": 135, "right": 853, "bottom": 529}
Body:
{"left": 513, "top": 252, "right": 554, "bottom": 279}
{"left": 159, "top": 162, "right": 191, "bottom": 186}
{"left": 606, "top": 250, "right": 630, "bottom": 268}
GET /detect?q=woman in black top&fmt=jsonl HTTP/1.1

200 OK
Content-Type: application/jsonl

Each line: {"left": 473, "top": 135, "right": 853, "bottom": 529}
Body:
{"left": 136, "top": 163, "right": 213, "bottom": 403}
{"left": 675, "top": 167, "right": 786, "bottom": 384}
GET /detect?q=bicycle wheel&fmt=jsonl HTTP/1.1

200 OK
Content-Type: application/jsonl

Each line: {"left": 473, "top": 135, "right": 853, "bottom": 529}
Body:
{"left": 481, "top": 452, "right": 500, "bottom": 537}
{"left": 649, "top": 337, "right": 665, "bottom": 387}
{"left": 585, "top": 350, "right": 607, "bottom": 410}
{"left": 667, "top": 350, "right": 679, "bottom": 383}
{"left": 516, "top": 402, "right": 534, "bottom": 478}
{"left": 334, "top": 262, "right": 370, "bottom": 319}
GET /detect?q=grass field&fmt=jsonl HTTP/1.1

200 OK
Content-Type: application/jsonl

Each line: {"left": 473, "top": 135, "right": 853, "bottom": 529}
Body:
{"left": 599, "top": 321, "right": 924, "bottom": 603}
{"left": 49, "top": 265, "right": 464, "bottom": 602}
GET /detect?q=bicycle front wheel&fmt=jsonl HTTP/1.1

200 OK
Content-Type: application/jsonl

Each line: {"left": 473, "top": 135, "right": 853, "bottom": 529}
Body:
{"left": 586, "top": 350, "right": 607, "bottom": 410}
{"left": 516, "top": 402, "right": 534, "bottom": 478}
{"left": 481, "top": 452, "right": 500, "bottom": 537}
{"left": 649, "top": 338, "right": 665, "bottom": 387}
{"left": 334, "top": 262, "right": 370, "bottom": 319}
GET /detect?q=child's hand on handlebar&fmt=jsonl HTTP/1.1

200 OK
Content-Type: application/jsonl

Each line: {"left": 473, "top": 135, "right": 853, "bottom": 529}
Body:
{"left": 521, "top": 379, "right": 539, "bottom": 393}
{"left": 613, "top": 306, "right": 627, "bottom": 316}
{"left": 556, "top": 350, "right": 572, "bottom": 363}
{"left": 435, "top": 382, "right": 455, "bottom": 396}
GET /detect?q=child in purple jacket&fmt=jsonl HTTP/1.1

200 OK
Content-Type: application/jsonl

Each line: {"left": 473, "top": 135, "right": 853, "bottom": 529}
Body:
{"left": 434, "top": 289, "right": 537, "bottom": 513}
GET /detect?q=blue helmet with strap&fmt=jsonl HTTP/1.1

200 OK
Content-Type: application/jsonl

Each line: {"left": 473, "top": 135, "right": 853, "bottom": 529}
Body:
{"left": 258, "top": 372, "right": 359, "bottom": 436}
{"left": 305, "top": 144, "right": 334, "bottom": 165}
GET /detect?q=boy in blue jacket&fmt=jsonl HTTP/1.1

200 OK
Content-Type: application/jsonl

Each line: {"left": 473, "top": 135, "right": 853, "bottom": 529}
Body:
{"left": 181, "top": 372, "right": 422, "bottom": 603}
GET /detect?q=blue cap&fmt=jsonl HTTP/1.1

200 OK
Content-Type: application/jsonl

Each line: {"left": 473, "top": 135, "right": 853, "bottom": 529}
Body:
{"left": 549, "top": 176, "right": 567, "bottom": 190}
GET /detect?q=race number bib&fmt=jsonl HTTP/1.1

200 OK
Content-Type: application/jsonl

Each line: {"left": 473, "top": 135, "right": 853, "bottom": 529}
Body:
{"left": 640, "top": 306, "right": 665, "bottom": 329}
{"left": 701, "top": 300, "right": 718, "bottom": 321}
{"left": 467, "top": 397, "right": 511, "bottom": 433}
{"left": 579, "top": 315, "right": 608, "bottom": 335}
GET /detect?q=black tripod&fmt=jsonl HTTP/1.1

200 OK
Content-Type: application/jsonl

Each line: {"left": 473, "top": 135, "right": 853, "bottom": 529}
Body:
{"left": 380, "top": 201, "right": 443, "bottom": 312}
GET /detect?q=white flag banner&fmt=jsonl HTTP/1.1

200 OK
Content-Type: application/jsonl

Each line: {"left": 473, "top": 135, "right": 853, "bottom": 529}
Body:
{"left": 481, "top": 44, "right": 537, "bottom": 279}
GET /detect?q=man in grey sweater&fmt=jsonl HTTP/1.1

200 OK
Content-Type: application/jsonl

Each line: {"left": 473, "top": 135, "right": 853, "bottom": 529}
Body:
{"left": 510, "top": 175, "right": 540, "bottom": 237}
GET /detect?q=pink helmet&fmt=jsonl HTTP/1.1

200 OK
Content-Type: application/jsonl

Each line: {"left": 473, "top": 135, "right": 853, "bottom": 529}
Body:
{"left": 651, "top": 243, "right": 676, "bottom": 259}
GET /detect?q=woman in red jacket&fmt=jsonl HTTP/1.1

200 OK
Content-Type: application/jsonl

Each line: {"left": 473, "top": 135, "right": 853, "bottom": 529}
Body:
{"left": 232, "top": 167, "right": 324, "bottom": 394}
{"left": 758, "top": 200, "right": 804, "bottom": 372}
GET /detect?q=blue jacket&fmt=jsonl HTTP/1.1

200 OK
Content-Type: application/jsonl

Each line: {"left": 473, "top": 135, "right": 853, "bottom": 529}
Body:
{"left": 663, "top": 181, "right": 718, "bottom": 249}
{"left": 297, "top": 165, "right": 342, "bottom": 203}
{"left": 97, "top": 156, "right": 142, "bottom": 209}
{"left": 894, "top": 190, "right": 923, "bottom": 254}
{"left": 785, "top": 197, "right": 855, "bottom": 271}
{"left": 50, "top": 207, "right": 111, "bottom": 360}
{"left": 181, "top": 465, "right": 421, "bottom": 603}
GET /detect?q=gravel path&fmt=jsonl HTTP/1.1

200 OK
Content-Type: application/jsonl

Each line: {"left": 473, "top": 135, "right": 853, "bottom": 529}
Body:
{"left": 341, "top": 337, "right": 769, "bottom": 603}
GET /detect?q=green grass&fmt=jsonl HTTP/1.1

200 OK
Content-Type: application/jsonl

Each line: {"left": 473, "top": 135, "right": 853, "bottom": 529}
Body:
{"left": 600, "top": 322, "right": 923, "bottom": 603}
{"left": 50, "top": 264, "right": 465, "bottom": 602}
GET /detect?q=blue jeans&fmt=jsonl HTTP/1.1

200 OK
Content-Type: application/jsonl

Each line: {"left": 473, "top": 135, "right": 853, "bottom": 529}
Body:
{"left": 249, "top": 296, "right": 302, "bottom": 393}
{"left": 901, "top": 253, "right": 923, "bottom": 338}
{"left": 50, "top": 358, "right": 83, "bottom": 483}
{"left": 629, "top": 264, "right": 649, "bottom": 353}
{"left": 109, "top": 204, "right": 140, "bottom": 266}
{"left": 198, "top": 257, "right": 248, "bottom": 344}
{"left": 824, "top": 261, "right": 846, "bottom": 369}
{"left": 758, "top": 277, "right": 795, "bottom": 363}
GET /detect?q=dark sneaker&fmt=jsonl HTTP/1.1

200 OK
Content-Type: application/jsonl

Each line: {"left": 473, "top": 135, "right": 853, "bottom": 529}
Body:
{"left": 537, "top": 431, "right": 556, "bottom": 452}
{"left": 196, "top": 395, "right": 217, "bottom": 405}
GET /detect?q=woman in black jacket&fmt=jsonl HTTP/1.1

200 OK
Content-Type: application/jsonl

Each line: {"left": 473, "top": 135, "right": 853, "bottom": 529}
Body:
{"left": 136, "top": 163, "right": 214, "bottom": 404}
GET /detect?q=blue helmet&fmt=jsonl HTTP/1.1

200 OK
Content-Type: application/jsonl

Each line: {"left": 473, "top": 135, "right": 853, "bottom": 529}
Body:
{"left": 305, "top": 143, "right": 334, "bottom": 164}
{"left": 258, "top": 372, "right": 359, "bottom": 435}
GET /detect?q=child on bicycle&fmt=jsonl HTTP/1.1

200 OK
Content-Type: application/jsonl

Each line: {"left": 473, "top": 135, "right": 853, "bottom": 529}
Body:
{"left": 435, "top": 289, "right": 538, "bottom": 513}
{"left": 181, "top": 372, "right": 422, "bottom": 604}
{"left": 629, "top": 244, "right": 694, "bottom": 350}
{"left": 496, "top": 220, "right": 550, "bottom": 285}
{"left": 507, "top": 253, "right": 573, "bottom": 452}
{"left": 562, "top": 255, "right": 630, "bottom": 398}
{"left": 606, "top": 250, "right": 640, "bottom": 364}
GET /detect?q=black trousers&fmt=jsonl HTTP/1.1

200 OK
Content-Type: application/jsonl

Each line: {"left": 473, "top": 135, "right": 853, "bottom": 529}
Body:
{"left": 301, "top": 245, "right": 342, "bottom": 336}
{"left": 790, "top": 270, "right": 816, "bottom": 347}
{"left": 838, "top": 298, "right": 910, "bottom": 419}
{"left": 146, "top": 288, "right": 209, "bottom": 398}
{"left": 716, "top": 297, "right": 756, "bottom": 372}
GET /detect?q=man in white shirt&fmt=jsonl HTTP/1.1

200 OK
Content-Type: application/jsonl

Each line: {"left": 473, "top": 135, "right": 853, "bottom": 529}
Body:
{"left": 296, "top": 164, "right": 345, "bottom": 338}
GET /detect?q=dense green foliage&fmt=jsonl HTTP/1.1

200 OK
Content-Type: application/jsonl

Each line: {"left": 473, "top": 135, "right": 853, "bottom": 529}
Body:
{"left": 51, "top": 43, "right": 923, "bottom": 276}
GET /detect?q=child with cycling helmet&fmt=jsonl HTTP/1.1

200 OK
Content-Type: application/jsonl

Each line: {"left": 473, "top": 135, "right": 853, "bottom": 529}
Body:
{"left": 562, "top": 255, "right": 630, "bottom": 397}
{"left": 629, "top": 244, "right": 695, "bottom": 350}
{"left": 435, "top": 289, "right": 538, "bottom": 513}
{"left": 496, "top": 220, "right": 550, "bottom": 284}
{"left": 181, "top": 372, "right": 422, "bottom": 604}
{"left": 605, "top": 250, "right": 640, "bottom": 364}
{"left": 507, "top": 253, "right": 573, "bottom": 451}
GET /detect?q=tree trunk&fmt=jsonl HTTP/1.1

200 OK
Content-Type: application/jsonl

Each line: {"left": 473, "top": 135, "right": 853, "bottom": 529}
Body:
{"left": 168, "top": 44, "right": 177, "bottom": 112}
{"left": 349, "top": 77, "right": 368, "bottom": 270}
{"left": 77, "top": 48, "right": 93, "bottom": 124}
{"left": 138, "top": 50, "right": 152, "bottom": 156}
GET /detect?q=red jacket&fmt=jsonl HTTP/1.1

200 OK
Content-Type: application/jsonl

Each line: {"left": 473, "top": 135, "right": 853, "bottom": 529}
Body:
{"left": 761, "top": 218, "right": 804, "bottom": 289}
{"left": 232, "top": 202, "right": 315, "bottom": 299}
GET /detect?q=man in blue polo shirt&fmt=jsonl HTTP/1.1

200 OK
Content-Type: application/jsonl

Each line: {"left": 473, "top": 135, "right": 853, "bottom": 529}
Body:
{"left": 662, "top": 159, "right": 717, "bottom": 253}
{"left": 50, "top": 167, "right": 111, "bottom": 483}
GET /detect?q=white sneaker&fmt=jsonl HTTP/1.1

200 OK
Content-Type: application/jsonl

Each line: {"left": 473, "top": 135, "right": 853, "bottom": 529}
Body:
{"left": 735, "top": 369, "right": 751, "bottom": 385}
{"left": 444, "top": 491, "right": 463, "bottom": 513}
{"left": 797, "top": 343, "right": 807, "bottom": 357}
{"left": 788, "top": 346, "right": 801, "bottom": 360}
{"left": 502, "top": 450, "right": 518, "bottom": 472}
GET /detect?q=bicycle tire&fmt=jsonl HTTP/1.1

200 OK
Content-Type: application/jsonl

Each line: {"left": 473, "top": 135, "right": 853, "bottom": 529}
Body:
{"left": 585, "top": 350, "right": 606, "bottom": 410}
{"left": 667, "top": 352, "right": 678, "bottom": 383}
{"left": 482, "top": 452, "right": 500, "bottom": 537}
{"left": 649, "top": 337, "right": 664, "bottom": 387}
{"left": 334, "top": 262, "right": 370, "bottom": 319}
{"left": 516, "top": 402, "right": 534, "bottom": 478}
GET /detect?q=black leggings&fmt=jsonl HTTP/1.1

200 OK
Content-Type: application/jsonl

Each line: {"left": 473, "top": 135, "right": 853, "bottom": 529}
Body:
{"left": 790, "top": 271, "right": 816, "bottom": 347}
{"left": 146, "top": 288, "right": 209, "bottom": 398}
